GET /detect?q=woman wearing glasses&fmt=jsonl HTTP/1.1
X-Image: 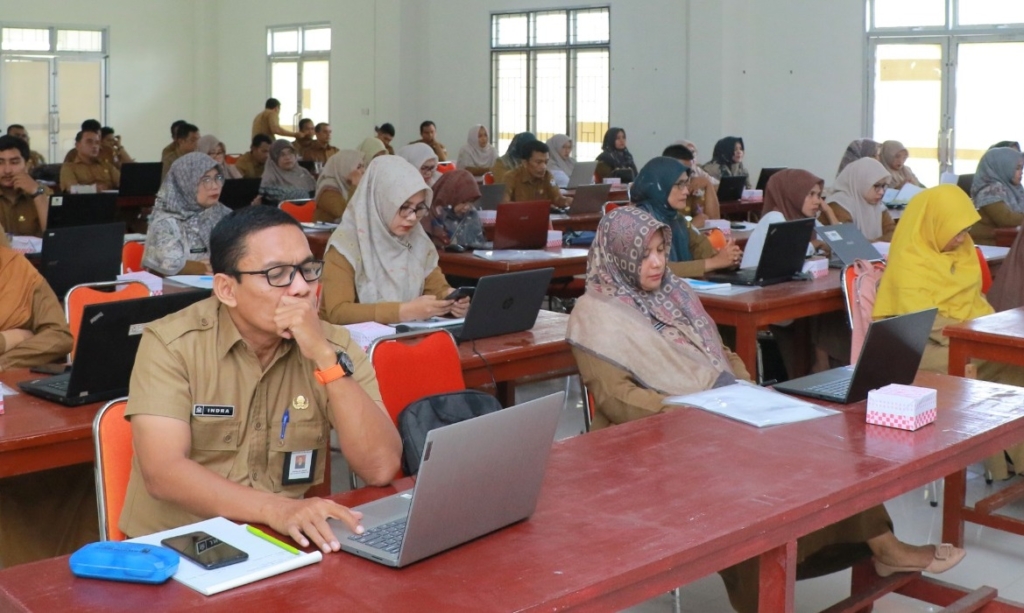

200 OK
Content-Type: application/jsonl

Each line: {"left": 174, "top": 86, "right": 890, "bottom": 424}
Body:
{"left": 821, "top": 157, "right": 895, "bottom": 242}
{"left": 397, "top": 143, "right": 442, "bottom": 187}
{"left": 319, "top": 155, "right": 469, "bottom": 325}
{"left": 259, "top": 139, "right": 317, "bottom": 205}
{"left": 632, "top": 157, "right": 742, "bottom": 278}
{"left": 143, "top": 152, "right": 230, "bottom": 275}
{"left": 968, "top": 146, "right": 1024, "bottom": 246}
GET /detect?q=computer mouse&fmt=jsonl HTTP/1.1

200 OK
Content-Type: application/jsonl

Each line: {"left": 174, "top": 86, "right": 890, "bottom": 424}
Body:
{"left": 444, "top": 244, "right": 467, "bottom": 253}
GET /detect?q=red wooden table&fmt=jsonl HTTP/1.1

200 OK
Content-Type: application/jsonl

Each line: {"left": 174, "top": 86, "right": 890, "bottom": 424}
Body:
{"left": 697, "top": 269, "right": 845, "bottom": 375}
{"left": 482, "top": 212, "right": 603, "bottom": 241}
{"left": 0, "top": 372, "right": 1020, "bottom": 612}
{"left": 437, "top": 248, "right": 588, "bottom": 280}
{"left": 720, "top": 199, "right": 762, "bottom": 220}
{"left": 943, "top": 306, "right": 1024, "bottom": 546}
{"left": 994, "top": 226, "right": 1018, "bottom": 248}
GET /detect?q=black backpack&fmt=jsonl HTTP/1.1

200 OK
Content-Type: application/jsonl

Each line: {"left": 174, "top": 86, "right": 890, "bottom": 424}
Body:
{"left": 397, "top": 390, "right": 502, "bottom": 475}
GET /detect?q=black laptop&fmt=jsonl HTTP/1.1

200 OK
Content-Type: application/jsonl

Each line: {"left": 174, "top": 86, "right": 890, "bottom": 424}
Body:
{"left": 118, "top": 162, "right": 162, "bottom": 197}
{"left": 220, "top": 178, "right": 262, "bottom": 210}
{"left": 774, "top": 308, "right": 937, "bottom": 404}
{"left": 19, "top": 291, "right": 211, "bottom": 406}
{"left": 716, "top": 175, "right": 747, "bottom": 201}
{"left": 705, "top": 218, "right": 815, "bottom": 286}
{"left": 41, "top": 222, "right": 125, "bottom": 299}
{"left": 477, "top": 184, "right": 506, "bottom": 211}
{"left": 755, "top": 167, "right": 787, "bottom": 191}
{"left": 397, "top": 268, "right": 554, "bottom": 343}
{"left": 47, "top": 194, "right": 118, "bottom": 228}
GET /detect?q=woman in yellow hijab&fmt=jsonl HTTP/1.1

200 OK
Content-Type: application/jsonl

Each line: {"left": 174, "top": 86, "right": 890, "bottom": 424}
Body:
{"left": 875, "top": 184, "right": 1024, "bottom": 479}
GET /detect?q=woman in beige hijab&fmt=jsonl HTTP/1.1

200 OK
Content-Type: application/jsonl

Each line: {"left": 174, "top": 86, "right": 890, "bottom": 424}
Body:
{"left": 314, "top": 150, "right": 364, "bottom": 223}
{"left": 822, "top": 157, "right": 896, "bottom": 241}
{"left": 357, "top": 137, "right": 388, "bottom": 166}
{"left": 879, "top": 140, "right": 925, "bottom": 189}
{"left": 319, "top": 155, "right": 469, "bottom": 324}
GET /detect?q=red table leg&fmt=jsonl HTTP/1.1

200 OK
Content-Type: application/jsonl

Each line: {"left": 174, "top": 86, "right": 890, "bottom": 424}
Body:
{"left": 943, "top": 468, "right": 967, "bottom": 548}
{"left": 758, "top": 540, "right": 796, "bottom": 612}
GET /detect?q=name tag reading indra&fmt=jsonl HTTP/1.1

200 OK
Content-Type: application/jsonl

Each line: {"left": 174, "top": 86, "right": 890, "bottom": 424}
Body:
{"left": 193, "top": 404, "right": 235, "bottom": 417}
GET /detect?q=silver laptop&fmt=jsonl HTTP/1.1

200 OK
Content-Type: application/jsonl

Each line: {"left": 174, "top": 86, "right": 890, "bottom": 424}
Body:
{"left": 567, "top": 183, "right": 612, "bottom": 215}
{"left": 477, "top": 184, "right": 506, "bottom": 210}
{"left": 336, "top": 391, "right": 564, "bottom": 567}
{"left": 566, "top": 161, "right": 598, "bottom": 188}
{"left": 816, "top": 223, "right": 884, "bottom": 268}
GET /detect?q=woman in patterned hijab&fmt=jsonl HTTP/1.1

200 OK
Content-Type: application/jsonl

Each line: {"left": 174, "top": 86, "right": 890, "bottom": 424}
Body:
{"left": 143, "top": 152, "right": 230, "bottom": 275}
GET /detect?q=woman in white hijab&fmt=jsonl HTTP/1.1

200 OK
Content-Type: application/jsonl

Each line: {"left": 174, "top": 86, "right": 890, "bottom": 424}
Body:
{"left": 822, "top": 157, "right": 896, "bottom": 241}
{"left": 196, "top": 134, "right": 243, "bottom": 180}
{"left": 546, "top": 134, "right": 576, "bottom": 188}
{"left": 313, "top": 150, "right": 364, "bottom": 223}
{"left": 456, "top": 124, "right": 497, "bottom": 179}
{"left": 397, "top": 143, "right": 441, "bottom": 187}
{"left": 319, "top": 155, "right": 469, "bottom": 324}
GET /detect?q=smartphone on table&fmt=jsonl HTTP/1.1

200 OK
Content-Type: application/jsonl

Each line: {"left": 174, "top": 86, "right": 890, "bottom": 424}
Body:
{"left": 161, "top": 531, "right": 248, "bottom": 570}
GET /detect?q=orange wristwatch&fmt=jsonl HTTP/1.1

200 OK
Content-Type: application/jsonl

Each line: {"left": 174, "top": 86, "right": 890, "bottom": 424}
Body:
{"left": 314, "top": 350, "right": 354, "bottom": 384}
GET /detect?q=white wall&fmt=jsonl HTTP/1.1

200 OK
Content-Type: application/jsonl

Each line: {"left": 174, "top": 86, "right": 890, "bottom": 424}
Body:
{"left": 1, "top": 0, "right": 203, "bottom": 161}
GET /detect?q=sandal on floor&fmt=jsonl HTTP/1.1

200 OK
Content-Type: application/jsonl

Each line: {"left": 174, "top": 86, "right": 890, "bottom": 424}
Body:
{"left": 873, "top": 544, "right": 965, "bottom": 577}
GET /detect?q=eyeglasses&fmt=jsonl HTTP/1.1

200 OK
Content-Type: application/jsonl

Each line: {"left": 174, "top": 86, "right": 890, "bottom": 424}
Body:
{"left": 398, "top": 204, "right": 430, "bottom": 219}
{"left": 232, "top": 260, "right": 324, "bottom": 287}
{"left": 872, "top": 182, "right": 889, "bottom": 191}
{"left": 199, "top": 174, "right": 225, "bottom": 187}
{"left": 420, "top": 164, "right": 437, "bottom": 174}
{"left": 672, "top": 179, "right": 690, "bottom": 190}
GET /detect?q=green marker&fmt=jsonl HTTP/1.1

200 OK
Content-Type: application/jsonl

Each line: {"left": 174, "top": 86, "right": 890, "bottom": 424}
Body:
{"left": 246, "top": 525, "right": 301, "bottom": 555}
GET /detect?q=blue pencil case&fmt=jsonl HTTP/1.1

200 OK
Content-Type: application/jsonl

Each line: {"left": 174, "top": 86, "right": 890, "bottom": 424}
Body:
{"left": 69, "top": 541, "right": 179, "bottom": 584}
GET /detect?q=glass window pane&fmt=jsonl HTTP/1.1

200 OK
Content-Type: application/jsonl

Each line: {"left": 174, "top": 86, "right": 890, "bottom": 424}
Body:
{"left": 958, "top": 0, "right": 1024, "bottom": 26}
{"left": 872, "top": 44, "right": 943, "bottom": 186}
{"left": 304, "top": 27, "right": 331, "bottom": 52}
{"left": 57, "top": 60, "right": 103, "bottom": 156}
{"left": 534, "top": 12, "right": 567, "bottom": 45}
{"left": 535, "top": 52, "right": 567, "bottom": 142}
{"left": 493, "top": 14, "right": 528, "bottom": 47}
{"left": 56, "top": 30, "right": 102, "bottom": 52}
{"left": 873, "top": 0, "right": 945, "bottom": 28}
{"left": 271, "top": 61, "right": 299, "bottom": 131}
{"left": 272, "top": 29, "right": 299, "bottom": 54}
{"left": 494, "top": 53, "right": 528, "bottom": 155}
{"left": 572, "top": 9, "right": 610, "bottom": 44}
{"left": 1, "top": 58, "right": 50, "bottom": 153}
{"left": 575, "top": 50, "right": 609, "bottom": 162}
{"left": 301, "top": 60, "right": 330, "bottom": 125}
{"left": 1, "top": 28, "right": 51, "bottom": 52}
{"left": 953, "top": 43, "right": 1024, "bottom": 175}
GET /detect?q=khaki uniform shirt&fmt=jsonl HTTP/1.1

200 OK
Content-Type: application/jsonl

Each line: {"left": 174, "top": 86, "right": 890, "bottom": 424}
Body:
{"left": 161, "top": 148, "right": 183, "bottom": 181}
{"left": 302, "top": 141, "right": 339, "bottom": 165}
{"left": 0, "top": 281, "right": 73, "bottom": 370}
{"left": 410, "top": 139, "right": 448, "bottom": 162}
{"left": 0, "top": 186, "right": 49, "bottom": 236}
{"left": 252, "top": 109, "right": 285, "bottom": 139}
{"left": 234, "top": 152, "right": 265, "bottom": 179}
{"left": 293, "top": 136, "right": 314, "bottom": 158}
{"left": 59, "top": 155, "right": 120, "bottom": 192}
{"left": 26, "top": 151, "right": 45, "bottom": 173}
{"left": 119, "top": 297, "right": 384, "bottom": 537}
{"left": 503, "top": 165, "right": 566, "bottom": 206}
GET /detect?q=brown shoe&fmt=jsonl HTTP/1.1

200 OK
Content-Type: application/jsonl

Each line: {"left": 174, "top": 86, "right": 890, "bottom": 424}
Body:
{"left": 873, "top": 544, "right": 966, "bottom": 577}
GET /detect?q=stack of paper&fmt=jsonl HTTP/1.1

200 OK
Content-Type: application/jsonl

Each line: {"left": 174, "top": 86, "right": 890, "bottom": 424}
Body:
{"left": 664, "top": 381, "right": 838, "bottom": 427}
{"left": 166, "top": 275, "right": 214, "bottom": 290}
{"left": 344, "top": 321, "right": 396, "bottom": 350}
{"left": 882, "top": 183, "right": 924, "bottom": 206}
{"left": 684, "top": 279, "right": 732, "bottom": 293}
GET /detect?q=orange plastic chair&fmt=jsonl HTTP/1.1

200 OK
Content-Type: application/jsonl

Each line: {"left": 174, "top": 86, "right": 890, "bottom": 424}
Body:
{"left": 122, "top": 240, "right": 145, "bottom": 274}
{"left": 437, "top": 161, "right": 456, "bottom": 174}
{"left": 93, "top": 398, "right": 132, "bottom": 541}
{"left": 65, "top": 281, "right": 151, "bottom": 360}
{"left": 705, "top": 228, "right": 727, "bottom": 251}
{"left": 483, "top": 172, "right": 495, "bottom": 185}
{"left": 354, "top": 330, "right": 466, "bottom": 487}
{"left": 976, "top": 246, "right": 992, "bottom": 294}
{"left": 603, "top": 202, "right": 621, "bottom": 215}
{"left": 225, "top": 154, "right": 240, "bottom": 165}
{"left": 279, "top": 200, "right": 315, "bottom": 223}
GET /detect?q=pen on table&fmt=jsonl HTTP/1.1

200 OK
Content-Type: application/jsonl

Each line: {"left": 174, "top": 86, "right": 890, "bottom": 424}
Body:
{"left": 246, "top": 525, "right": 301, "bottom": 555}
{"left": 280, "top": 408, "right": 290, "bottom": 441}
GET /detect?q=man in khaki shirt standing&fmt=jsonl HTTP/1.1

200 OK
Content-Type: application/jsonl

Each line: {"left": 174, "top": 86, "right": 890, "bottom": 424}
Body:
{"left": 120, "top": 205, "right": 401, "bottom": 550}
{"left": 252, "top": 98, "right": 298, "bottom": 140}
{"left": 5, "top": 125, "right": 45, "bottom": 173}
{"left": 503, "top": 140, "right": 570, "bottom": 208}
{"left": 235, "top": 134, "right": 273, "bottom": 179}
{"left": 59, "top": 129, "right": 120, "bottom": 193}
{"left": 0, "top": 135, "right": 50, "bottom": 236}
{"left": 410, "top": 120, "right": 448, "bottom": 162}
{"left": 161, "top": 122, "right": 200, "bottom": 180}
{"left": 302, "top": 122, "right": 339, "bottom": 166}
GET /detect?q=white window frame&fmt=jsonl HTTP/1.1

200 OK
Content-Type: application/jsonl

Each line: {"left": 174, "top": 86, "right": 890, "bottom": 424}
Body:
{"left": 266, "top": 23, "right": 331, "bottom": 132}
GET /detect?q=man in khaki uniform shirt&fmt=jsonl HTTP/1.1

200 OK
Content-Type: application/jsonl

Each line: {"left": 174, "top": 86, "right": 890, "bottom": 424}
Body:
{"left": 5, "top": 125, "right": 45, "bottom": 173}
{"left": 161, "top": 122, "right": 200, "bottom": 180}
{"left": 121, "top": 205, "right": 401, "bottom": 551}
{"left": 252, "top": 98, "right": 298, "bottom": 140}
{"left": 59, "top": 129, "right": 120, "bottom": 192}
{"left": 293, "top": 119, "right": 315, "bottom": 158}
{"left": 302, "top": 123, "right": 340, "bottom": 166}
{"left": 409, "top": 120, "right": 448, "bottom": 162}
{"left": 503, "top": 140, "right": 570, "bottom": 208}
{"left": 0, "top": 136, "right": 50, "bottom": 236}
{"left": 235, "top": 134, "right": 273, "bottom": 179}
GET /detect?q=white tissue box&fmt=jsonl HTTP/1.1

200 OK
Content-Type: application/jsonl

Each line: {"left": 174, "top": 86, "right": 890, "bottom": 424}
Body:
{"left": 866, "top": 384, "right": 937, "bottom": 431}
{"left": 602, "top": 178, "right": 621, "bottom": 185}
{"left": 802, "top": 256, "right": 829, "bottom": 279}
{"left": 547, "top": 231, "right": 563, "bottom": 248}
{"left": 478, "top": 210, "right": 497, "bottom": 223}
{"left": 740, "top": 189, "right": 763, "bottom": 202}
{"left": 704, "top": 219, "right": 731, "bottom": 232}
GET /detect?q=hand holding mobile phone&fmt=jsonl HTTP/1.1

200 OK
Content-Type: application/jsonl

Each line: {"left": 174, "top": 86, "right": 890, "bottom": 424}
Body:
{"left": 444, "top": 287, "right": 475, "bottom": 301}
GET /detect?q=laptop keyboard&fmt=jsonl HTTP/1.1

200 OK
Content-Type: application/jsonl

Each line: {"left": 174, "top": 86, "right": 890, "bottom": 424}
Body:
{"left": 42, "top": 378, "right": 70, "bottom": 392}
{"left": 805, "top": 378, "right": 851, "bottom": 398}
{"left": 347, "top": 518, "right": 406, "bottom": 555}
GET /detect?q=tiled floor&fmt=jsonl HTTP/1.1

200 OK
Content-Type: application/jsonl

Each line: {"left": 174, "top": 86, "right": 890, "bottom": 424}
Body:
{"left": 331, "top": 376, "right": 1024, "bottom": 612}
